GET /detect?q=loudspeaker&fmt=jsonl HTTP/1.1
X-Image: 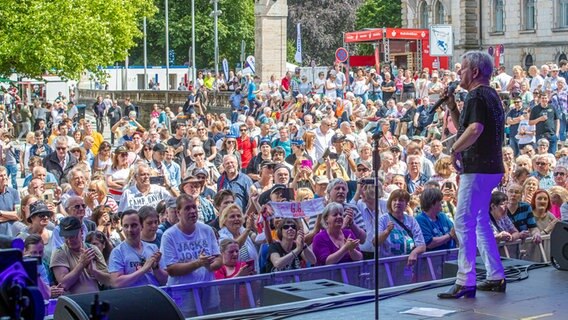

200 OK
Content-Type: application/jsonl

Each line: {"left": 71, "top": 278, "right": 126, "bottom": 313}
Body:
{"left": 551, "top": 221, "right": 568, "bottom": 270}
{"left": 54, "top": 285, "right": 184, "bottom": 320}
{"left": 262, "top": 279, "right": 366, "bottom": 306}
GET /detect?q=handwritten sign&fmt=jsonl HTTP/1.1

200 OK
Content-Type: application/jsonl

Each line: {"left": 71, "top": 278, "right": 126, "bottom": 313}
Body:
{"left": 269, "top": 198, "right": 326, "bottom": 218}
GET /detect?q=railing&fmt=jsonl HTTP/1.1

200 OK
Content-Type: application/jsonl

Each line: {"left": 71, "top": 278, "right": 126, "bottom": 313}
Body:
{"left": 45, "top": 235, "right": 550, "bottom": 316}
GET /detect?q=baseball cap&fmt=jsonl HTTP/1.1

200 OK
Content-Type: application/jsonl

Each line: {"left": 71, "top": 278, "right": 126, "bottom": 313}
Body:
{"left": 314, "top": 176, "right": 330, "bottom": 184}
{"left": 260, "top": 160, "right": 276, "bottom": 169}
{"left": 291, "top": 139, "right": 305, "bottom": 146}
{"left": 259, "top": 138, "right": 271, "bottom": 146}
{"left": 332, "top": 133, "right": 345, "bottom": 144}
{"left": 59, "top": 216, "right": 82, "bottom": 238}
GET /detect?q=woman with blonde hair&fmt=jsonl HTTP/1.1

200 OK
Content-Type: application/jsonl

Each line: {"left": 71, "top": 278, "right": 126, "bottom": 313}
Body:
{"left": 548, "top": 186, "right": 568, "bottom": 219}
{"left": 93, "top": 141, "right": 112, "bottom": 174}
{"left": 431, "top": 157, "right": 456, "bottom": 185}
{"left": 506, "top": 65, "right": 528, "bottom": 98}
{"left": 522, "top": 176, "right": 539, "bottom": 203}
{"left": 85, "top": 179, "right": 118, "bottom": 214}
{"left": 218, "top": 204, "right": 259, "bottom": 270}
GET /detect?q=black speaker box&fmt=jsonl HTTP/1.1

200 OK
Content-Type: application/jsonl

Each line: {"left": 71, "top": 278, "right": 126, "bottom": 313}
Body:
{"left": 551, "top": 220, "right": 568, "bottom": 270}
{"left": 262, "top": 279, "right": 366, "bottom": 306}
{"left": 53, "top": 285, "right": 184, "bottom": 320}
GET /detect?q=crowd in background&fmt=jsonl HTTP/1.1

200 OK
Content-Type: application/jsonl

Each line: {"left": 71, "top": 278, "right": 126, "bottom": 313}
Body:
{"left": 0, "top": 58, "right": 567, "bottom": 316}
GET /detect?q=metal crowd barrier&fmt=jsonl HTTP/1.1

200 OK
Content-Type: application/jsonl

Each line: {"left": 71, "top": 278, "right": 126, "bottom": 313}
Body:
{"left": 45, "top": 235, "right": 551, "bottom": 316}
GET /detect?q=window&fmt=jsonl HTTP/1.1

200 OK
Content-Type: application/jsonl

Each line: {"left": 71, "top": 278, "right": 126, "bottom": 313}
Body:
{"left": 494, "top": 0, "right": 504, "bottom": 32}
{"left": 419, "top": 1, "right": 429, "bottom": 29}
{"left": 524, "top": 0, "right": 535, "bottom": 30}
{"left": 435, "top": 1, "right": 445, "bottom": 24}
{"left": 561, "top": 0, "right": 568, "bottom": 28}
{"left": 524, "top": 54, "right": 534, "bottom": 70}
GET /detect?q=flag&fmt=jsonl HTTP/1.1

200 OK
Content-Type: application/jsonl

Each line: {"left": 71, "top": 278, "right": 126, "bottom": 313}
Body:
{"left": 294, "top": 23, "right": 302, "bottom": 64}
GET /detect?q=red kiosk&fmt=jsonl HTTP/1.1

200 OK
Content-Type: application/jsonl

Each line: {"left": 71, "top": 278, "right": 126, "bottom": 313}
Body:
{"left": 343, "top": 28, "right": 450, "bottom": 72}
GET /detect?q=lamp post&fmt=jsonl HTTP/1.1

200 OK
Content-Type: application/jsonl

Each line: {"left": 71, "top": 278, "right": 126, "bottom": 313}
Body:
{"left": 143, "top": 16, "right": 148, "bottom": 90}
{"left": 165, "top": 0, "right": 170, "bottom": 91}
{"left": 210, "top": 0, "right": 222, "bottom": 77}
{"left": 191, "top": 0, "right": 196, "bottom": 82}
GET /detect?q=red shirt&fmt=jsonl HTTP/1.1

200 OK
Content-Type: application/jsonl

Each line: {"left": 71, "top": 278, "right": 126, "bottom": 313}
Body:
{"left": 281, "top": 77, "right": 290, "bottom": 91}
{"left": 237, "top": 135, "right": 257, "bottom": 169}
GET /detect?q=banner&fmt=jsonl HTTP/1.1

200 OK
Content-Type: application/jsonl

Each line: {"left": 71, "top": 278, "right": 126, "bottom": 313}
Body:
{"left": 245, "top": 55, "right": 255, "bottom": 74}
{"left": 294, "top": 23, "right": 302, "bottom": 64}
{"left": 429, "top": 25, "right": 453, "bottom": 56}
{"left": 374, "top": 46, "right": 380, "bottom": 71}
{"left": 222, "top": 58, "right": 229, "bottom": 81}
{"left": 269, "top": 198, "right": 326, "bottom": 218}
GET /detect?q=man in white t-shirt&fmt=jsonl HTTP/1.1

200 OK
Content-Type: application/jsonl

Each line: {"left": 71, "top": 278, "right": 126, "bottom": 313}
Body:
{"left": 161, "top": 194, "right": 221, "bottom": 317}
{"left": 117, "top": 163, "right": 178, "bottom": 212}
{"left": 108, "top": 210, "right": 168, "bottom": 288}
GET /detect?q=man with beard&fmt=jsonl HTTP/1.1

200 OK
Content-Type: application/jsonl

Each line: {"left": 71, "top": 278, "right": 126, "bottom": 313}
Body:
{"left": 108, "top": 210, "right": 168, "bottom": 288}
{"left": 118, "top": 164, "right": 178, "bottom": 212}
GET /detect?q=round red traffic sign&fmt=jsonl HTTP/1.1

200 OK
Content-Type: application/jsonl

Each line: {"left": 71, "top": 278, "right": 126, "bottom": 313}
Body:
{"left": 335, "top": 47, "right": 349, "bottom": 63}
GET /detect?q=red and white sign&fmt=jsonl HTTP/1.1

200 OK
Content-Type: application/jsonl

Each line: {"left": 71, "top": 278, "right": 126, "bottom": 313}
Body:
{"left": 386, "top": 28, "right": 428, "bottom": 40}
{"left": 344, "top": 29, "right": 383, "bottom": 43}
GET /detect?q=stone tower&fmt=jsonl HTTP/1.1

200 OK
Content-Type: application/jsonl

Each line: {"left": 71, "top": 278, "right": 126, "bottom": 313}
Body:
{"left": 254, "top": 0, "right": 288, "bottom": 82}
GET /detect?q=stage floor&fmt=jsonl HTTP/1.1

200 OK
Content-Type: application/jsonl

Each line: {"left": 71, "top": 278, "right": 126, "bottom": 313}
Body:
{"left": 286, "top": 265, "right": 565, "bottom": 320}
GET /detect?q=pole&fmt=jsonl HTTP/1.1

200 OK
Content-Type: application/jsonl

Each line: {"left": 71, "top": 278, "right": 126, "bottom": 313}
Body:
{"left": 191, "top": 0, "right": 196, "bottom": 82}
{"left": 165, "top": 0, "right": 170, "bottom": 91}
{"left": 143, "top": 17, "right": 148, "bottom": 90}
{"left": 211, "top": 0, "right": 221, "bottom": 77}
{"left": 372, "top": 132, "right": 382, "bottom": 320}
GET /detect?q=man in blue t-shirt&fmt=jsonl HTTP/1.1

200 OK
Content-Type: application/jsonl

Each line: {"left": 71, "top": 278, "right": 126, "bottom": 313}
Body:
{"left": 247, "top": 76, "right": 261, "bottom": 114}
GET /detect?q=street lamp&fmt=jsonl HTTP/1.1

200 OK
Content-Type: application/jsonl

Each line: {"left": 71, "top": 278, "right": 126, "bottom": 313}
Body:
{"left": 191, "top": 0, "right": 196, "bottom": 82}
{"left": 210, "top": 0, "right": 222, "bottom": 77}
{"left": 165, "top": 0, "right": 170, "bottom": 91}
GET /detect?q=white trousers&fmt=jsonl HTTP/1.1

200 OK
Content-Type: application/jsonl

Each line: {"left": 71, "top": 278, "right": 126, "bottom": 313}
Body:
{"left": 454, "top": 173, "right": 505, "bottom": 286}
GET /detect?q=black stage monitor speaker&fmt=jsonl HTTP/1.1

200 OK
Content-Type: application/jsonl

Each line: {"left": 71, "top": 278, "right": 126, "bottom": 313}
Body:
{"left": 53, "top": 285, "right": 184, "bottom": 320}
{"left": 263, "top": 279, "right": 366, "bottom": 306}
{"left": 551, "top": 221, "right": 568, "bottom": 270}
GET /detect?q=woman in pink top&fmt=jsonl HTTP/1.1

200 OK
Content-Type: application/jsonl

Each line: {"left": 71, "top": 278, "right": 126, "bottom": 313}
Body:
{"left": 312, "top": 202, "right": 363, "bottom": 266}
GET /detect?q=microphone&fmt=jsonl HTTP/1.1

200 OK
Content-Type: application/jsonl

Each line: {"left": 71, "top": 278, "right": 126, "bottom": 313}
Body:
{"left": 429, "top": 83, "right": 457, "bottom": 114}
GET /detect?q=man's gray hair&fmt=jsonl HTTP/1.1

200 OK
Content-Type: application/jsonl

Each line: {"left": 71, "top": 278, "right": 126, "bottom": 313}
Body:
{"left": 461, "top": 51, "right": 494, "bottom": 80}
{"left": 326, "top": 178, "right": 347, "bottom": 196}
{"left": 222, "top": 154, "right": 238, "bottom": 163}
{"left": 54, "top": 135, "right": 69, "bottom": 146}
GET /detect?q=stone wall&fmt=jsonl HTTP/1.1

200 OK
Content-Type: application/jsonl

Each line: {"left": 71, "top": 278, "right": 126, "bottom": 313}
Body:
{"left": 78, "top": 89, "right": 232, "bottom": 126}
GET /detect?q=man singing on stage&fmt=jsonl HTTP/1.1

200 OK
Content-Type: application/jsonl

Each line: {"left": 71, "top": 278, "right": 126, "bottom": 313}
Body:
{"left": 438, "top": 51, "right": 506, "bottom": 299}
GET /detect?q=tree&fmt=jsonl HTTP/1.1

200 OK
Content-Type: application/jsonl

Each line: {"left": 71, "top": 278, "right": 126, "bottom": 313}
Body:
{"left": 355, "top": 0, "right": 402, "bottom": 30}
{"left": 287, "top": 0, "right": 364, "bottom": 66}
{"left": 354, "top": 0, "right": 402, "bottom": 55}
{"left": 128, "top": 0, "right": 255, "bottom": 72}
{"left": 0, "top": 0, "right": 156, "bottom": 79}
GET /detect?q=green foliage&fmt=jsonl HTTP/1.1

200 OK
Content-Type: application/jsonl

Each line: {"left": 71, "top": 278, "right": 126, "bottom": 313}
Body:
{"left": 0, "top": 0, "right": 156, "bottom": 79}
{"left": 354, "top": 0, "right": 402, "bottom": 55}
{"left": 287, "top": 39, "right": 297, "bottom": 65}
{"left": 355, "top": 0, "right": 402, "bottom": 30}
{"left": 128, "top": 0, "right": 255, "bottom": 72}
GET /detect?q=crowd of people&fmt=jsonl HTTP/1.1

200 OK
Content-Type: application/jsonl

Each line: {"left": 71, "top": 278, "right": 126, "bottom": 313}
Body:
{"left": 0, "top": 55, "right": 567, "bottom": 315}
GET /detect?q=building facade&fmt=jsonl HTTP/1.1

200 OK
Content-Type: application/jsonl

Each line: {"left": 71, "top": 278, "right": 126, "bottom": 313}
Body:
{"left": 401, "top": 0, "right": 568, "bottom": 70}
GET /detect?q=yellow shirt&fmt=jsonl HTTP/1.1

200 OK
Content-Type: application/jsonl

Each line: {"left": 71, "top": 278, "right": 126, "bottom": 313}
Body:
{"left": 204, "top": 76, "right": 215, "bottom": 89}
{"left": 90, "top": 131, "right": 104, "bottom": 155}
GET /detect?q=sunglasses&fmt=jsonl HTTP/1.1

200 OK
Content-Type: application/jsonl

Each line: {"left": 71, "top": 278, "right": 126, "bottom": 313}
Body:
{"left": 119, "top": 153, "right": 128, "bottom": 157}
{"left": 37, "top": 212, "right": 51, "bottom": 219}
{"left": 88, "top": 189, "right": 97, "bottom": 192}
{"left": 554, "top": 172, "right": 566, "bottom": 176}
{"left": 357, "top": 168, "right": 370, "bottom": 172}
{"left": 536, "top": 162, "right": 548, "bottom": 166}
{"left": 73, "top": 204, "right": 87, "bottom": 210}
{"left": 56, "top": 147, "right": 67, "bottom": 151}
{"left": 193, "top": 153, "right": 204, "bottom": 157}
{"left": 282, "top": 224, "right": 297, "bottom": 230}
{"left": 144, "top": 148, "right": 151, "bottom": 151}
